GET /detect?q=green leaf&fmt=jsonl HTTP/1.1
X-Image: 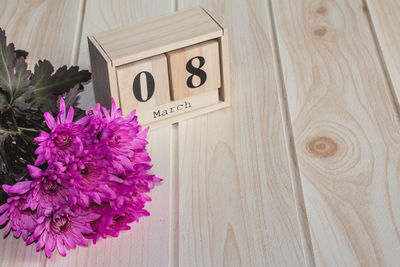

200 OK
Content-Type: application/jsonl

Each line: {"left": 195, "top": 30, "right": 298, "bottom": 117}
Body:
{"left": 15, "top": 49, "right": 28, "bottom": 59}
{"left": 0, "top": 132, "right": 9, "bottom": 146}
{"left": 13, "top": 85, "right": 33, "bottom": 111}
{"left": 0, "top": 28, "right": 32, "bottom": 110}
{"left": 0, "top": 28, "right": 16, "bottom": 97}
{"left": 63, "top": 84, "right": 81, "bottom": 110}
{"left": 0, "top": 92, "right": 7, "bottom": 112}
{"left": 31, "top": 60, "right": 91, "bottom": 112}
{"left": 61, "top": 84, "right": 86, "bottom": 119}
{"left": 12, "top": 57, "right": 32, "bottom": 99}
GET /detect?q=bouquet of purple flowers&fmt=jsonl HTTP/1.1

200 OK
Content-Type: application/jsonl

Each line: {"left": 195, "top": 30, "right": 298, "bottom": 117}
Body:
{"left": 0, "top": 28, "right": 161, "bottom": 257}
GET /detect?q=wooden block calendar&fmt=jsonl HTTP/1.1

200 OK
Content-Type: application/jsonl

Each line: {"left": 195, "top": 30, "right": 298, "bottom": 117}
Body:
{"left": 88, "top": 8, "right": 231, "bottom": 127}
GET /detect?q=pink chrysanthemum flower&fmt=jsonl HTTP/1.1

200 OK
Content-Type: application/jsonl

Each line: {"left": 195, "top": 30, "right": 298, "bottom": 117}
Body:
{"left": 25, "top": 165, "right": 77, "bottom": 212}
{"left": 34, "top": 98, "right": 87, "bottom": 165}
{"left": 85, "top": 103, "right": 107, "bottom": 138}
{"left": 32, "top": 206, "right": 99, "bottom": 258}
{"left": 0, "top": 197, "right": 36, "bottom": 241}
{"left": 67, "top": 154, "right": 116, "bottom": 206}
{"left": 0, "top": 182, "right": 37, "bottom": 241}
{"left": 87, "top": 199, "right": 149, "bottom": 244}
{"left": 1, "top": 97, "right": 162, "bottom": 258}
{"left": 98, "top": 101, "right": 149, "bottom": 173}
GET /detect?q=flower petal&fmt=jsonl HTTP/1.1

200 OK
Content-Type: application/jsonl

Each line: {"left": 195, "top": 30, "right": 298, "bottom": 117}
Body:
{"left": 27, "top": 165, "right": 42, "bottom": 179}
{"left": 4, "top": 222, "right": 11, "bottom": 236}
{"left": 34, "top": 133, "right": 49, "bottom": 143}
{"left": 33, "top": 223, "right": 46, "bottom": 238}
{"left": 46, "top": 236, "right": 56, "bottom": 258}
{"left": 34, "top": 154, "right": 45, "bottom": 166}
{"left": 0, "top": 211, "right": 9, "bottom": 225}
{"left": 3, "top": 181, "right": 32, "bottom": 195}
{"left": 58, "top": 98, "right": 66, "bottom": 123}
{"left": 66, "top": 106, "right": 74, "bottom": 123}
{"left": 57, "top": 239, "right": 67, "bottom": 257}
{"left": 0, "top": 203, "right": 8, "bottom": 214}
{"left": 44, "top": 112, "right": 57, "bottom": 129}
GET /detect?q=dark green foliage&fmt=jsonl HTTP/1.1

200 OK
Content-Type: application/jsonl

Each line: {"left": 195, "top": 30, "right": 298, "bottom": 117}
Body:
{"left": 0, "top": 28, "right": 91, "bottom": 204}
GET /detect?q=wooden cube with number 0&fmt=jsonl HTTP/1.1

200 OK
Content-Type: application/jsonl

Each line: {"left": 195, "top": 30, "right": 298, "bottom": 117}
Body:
{"left": 88, "top": 8, "right": 231, "bottom": 128}
{"left": 116, "top": 54, "right": 170, "bottom": 114}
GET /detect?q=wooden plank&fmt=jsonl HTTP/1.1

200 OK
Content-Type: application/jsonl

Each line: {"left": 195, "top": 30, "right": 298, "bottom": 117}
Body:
{"left": 364, "top": 0, "right": 400, "bottom": 108}
{"left": 271, "top": 0, "right": 400, "bottom": 266}
{"left": 0, "top": 0, "right": 80, "bottom": 69}
{"left": 0, "top": 236, "right": 46, "bottom": 267}
{"left": 0, "top": 0, "right": 81, "bottom": 266}
{"left": 47, "top": 1, "right": 173, "bottom": 266}
{"left": 177, "top": 0, "right": 307, "bottom": 266}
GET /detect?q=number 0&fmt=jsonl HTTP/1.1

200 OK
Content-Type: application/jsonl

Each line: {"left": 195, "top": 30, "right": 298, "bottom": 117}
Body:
{"left": 132, "top": 71, "right": 155, "bottom": 102}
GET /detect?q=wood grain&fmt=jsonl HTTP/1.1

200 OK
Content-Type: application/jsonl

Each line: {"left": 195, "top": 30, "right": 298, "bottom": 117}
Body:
{"left": 271, "top": 0, "right": 400, "bottom": 265}
{"left": 364, "top": 0, "right": 400, "bottom": 111}
{"left": 177, "top": 0, "right": 307, "bottom": 266}
{"left": 0, "top": 235, "right": 46, "bottom": 267}
{"left": 0, "top": 0, "right": 81, "bottom": 265}
{"left": 0, "top": 0, "right": 81, "bottom": 69}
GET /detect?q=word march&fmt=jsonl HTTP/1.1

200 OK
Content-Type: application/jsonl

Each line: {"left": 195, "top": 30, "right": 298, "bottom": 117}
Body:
{"left": 153, "top": 101, "right": 192, "bottom": 118}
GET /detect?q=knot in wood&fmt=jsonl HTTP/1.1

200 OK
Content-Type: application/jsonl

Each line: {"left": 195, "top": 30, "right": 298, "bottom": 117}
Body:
{"left": 314, "top": 26, "right": 328, "bottom": 36}
{"left": 316, "top": 6, "right": 327, "bottom": 14}
{"left": 306, "top": 136, "right": 338, "bottom": 158}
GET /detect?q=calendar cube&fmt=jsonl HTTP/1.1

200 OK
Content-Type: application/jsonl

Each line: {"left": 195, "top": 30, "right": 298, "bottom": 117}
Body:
{"left": 88, "top": 8, "right": 231, "bottom": 128}
{"left": 167, "top": 40, "right": 221, "bottom": 100}
{"left": 116, "top": 54, "right": 170, "bottom": 115}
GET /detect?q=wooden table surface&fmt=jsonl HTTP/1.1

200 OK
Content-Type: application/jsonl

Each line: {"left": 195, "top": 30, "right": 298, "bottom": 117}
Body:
{"left": 0, "top": 0, "right": 399, "bottom": 266}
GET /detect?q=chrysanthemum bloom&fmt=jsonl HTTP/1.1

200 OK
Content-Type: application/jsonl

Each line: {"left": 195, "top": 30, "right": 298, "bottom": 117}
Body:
{"left": 25, "top": 165, "right": 77, "bottom": 213}
{"left": 31, "top": 206, "right": 99, "bottom": 258}
{"left": 84, "top": 103, "right": 107, "bottom": 139}
{"left": 0, "top": 182, "right": 37, "bottom": 241}
{"left": 1, "top": 97, "right": 162, "bottom": 258}
{"left": 34, "top": 98, "right": 88, "bottom": 165}
{"left": 66, "top": 153, "right": 116, "bottom": 206}
{"left": 87, "top": 200, "right": 149, "bottom": 243}
{"left": 98, "top": 101, "right": 150, "bottom": 174}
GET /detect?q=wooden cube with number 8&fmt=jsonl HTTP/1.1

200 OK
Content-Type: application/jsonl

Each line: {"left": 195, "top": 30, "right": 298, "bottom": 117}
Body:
{"left": 167, "top": 40, "right": 221, "bottom": 100}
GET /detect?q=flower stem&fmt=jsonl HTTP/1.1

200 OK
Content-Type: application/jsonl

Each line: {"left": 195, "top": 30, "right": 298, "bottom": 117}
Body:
{"left": 18, "top": 127, "right": 41, "bottom": 133}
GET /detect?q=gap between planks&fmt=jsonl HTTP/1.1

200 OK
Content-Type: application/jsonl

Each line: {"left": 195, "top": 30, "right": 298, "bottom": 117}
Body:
{"left": 361, "top": 0, "right": 400, "bottom": 122}
{"left": 266, "top": 0, "right": 316, "bottom": 266}
{"left": 170, "top": 3, "right": 180, "bottom": 267}
{"left": 70, "top": 0, "right": 87, "bottom": 66}
{"left": 170, "top": 123, "right": 179, "bottom": 267}
{"left": 172, "top": 0, "right": 178, "bottom": 12}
